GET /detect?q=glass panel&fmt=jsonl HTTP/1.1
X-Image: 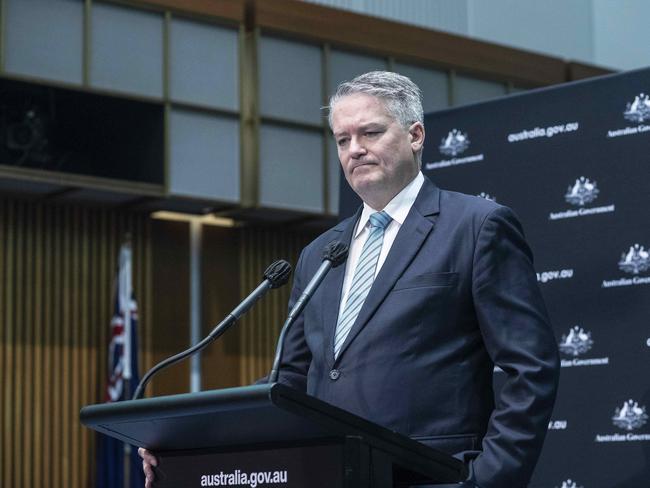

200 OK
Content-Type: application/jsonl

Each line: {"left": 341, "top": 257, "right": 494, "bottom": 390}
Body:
{"left": 169, "top": 18, "right": 238, "bottom": 110}
{"left": 393, "top": 62, "right": 449, "bottom": 113}
{"left": 90, "top": 3, "right": 163, "bottom": 97}
{"left": 259, "top": 124, "right": 323, "bottom": 213}
{"left": 169, "top": 109, "right": 240, "bottom": 202}
{"left": 259, "top": 36, "right": 323, "bottom": 125}
{"left": 453, "top": 75, "right": 507, "bottom": 106}
{"left": 4, "top": 0, "right": 83, "bottom": 84}
{"left": 328, "top": 49, "right": 388, "bottom": 99}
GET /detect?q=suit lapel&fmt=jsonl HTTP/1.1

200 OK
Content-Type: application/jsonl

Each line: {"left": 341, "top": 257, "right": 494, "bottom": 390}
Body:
{"left": 333, "top": 178, "right": 441, "bottom": 363}
{"left": 322, "top": 207, "right": 361, "bottom": 368}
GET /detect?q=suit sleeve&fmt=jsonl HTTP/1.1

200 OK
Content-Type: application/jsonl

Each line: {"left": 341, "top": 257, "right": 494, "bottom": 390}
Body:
{"left": 274, "top": 248, "right": 312, "bottom": 392}
{"left": 470, "top": 206, "right": 560, "bottom": 488}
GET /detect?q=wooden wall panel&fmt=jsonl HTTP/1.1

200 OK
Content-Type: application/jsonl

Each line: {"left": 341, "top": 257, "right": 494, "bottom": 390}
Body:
{"left": 238, "top": 226, "right": 318, "bottom": 385}
{"left": 201, "top": 225, "right": 242, "bottom": 390}
{"left": 150, "top": 219, "right": 191, "bottom": 397}
{"left": 0, "top": 198, "right": 152, "bottom": 488}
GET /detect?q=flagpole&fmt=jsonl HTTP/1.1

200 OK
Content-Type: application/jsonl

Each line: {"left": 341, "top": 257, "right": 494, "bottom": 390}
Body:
{"left": 98, "top": 234, "right": 144, "bottom": 488}
{"left": 189, "top": 219, "right": 202, "bottom": 393}
{"left": 121, "top": 235, "right": 133, "bottom": 381}
{"left": 120, "top": 235, "right": 133, "bottom": 488}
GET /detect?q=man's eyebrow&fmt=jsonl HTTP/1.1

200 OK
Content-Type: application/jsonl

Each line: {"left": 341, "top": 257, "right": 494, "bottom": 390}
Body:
{"left": 360, "top": 122, "right": 386, "bottom": 130}
{"left": 334, "top": 123, "right": 385, "bottom": 136}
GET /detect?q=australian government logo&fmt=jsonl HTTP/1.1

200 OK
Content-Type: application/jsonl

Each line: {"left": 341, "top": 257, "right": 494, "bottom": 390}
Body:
{"left": 606, "top": 93, "right": 650, "bottom": 138}
{"left": 558, "top": 326, "right": 609, "bottom": 368}
{"left": 602, "top": 244, "right": 650, "bottom": 288}
{"left": 549, "top": 177, "right": 615, "bottom": 220}
{"left": 619, "top": 244, "right": 650, "bottom": 274}
{"left": 596, "top": 399, "right": 650, "bottom": 443}
{"left": 613, "top": 400, "right": 648, "bottom": 430}
{"left": 565, "top": 176, "right": 599, "bottom": 206}
{"left": 555, "top": 480, "right": 584, "bottom": 488}
{"left": 624, "top": 93, "right": 650, "bottom": 122}
{"left": 439, "top": 129, "right": 469, "bottom": 155}
{"left": 425, "top": 129, "right": 484, "bottom": 170}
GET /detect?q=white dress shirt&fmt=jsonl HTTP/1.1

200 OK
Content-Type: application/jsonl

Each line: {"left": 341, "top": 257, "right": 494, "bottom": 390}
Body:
{"left": 337, "top": 171, "right": 425, "bottom": 321}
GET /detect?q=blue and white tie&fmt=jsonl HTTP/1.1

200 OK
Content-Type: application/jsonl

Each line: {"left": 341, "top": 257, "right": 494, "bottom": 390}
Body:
{"left": 334, "top": 211, "right": 392, "bottom": 358}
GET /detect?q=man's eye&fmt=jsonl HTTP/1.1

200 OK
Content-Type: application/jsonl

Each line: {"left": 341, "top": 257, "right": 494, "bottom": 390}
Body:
{"left": 337, "top": 139, "right": 349, "bottom": 146}
{"left": 365, "top": 131, "right": 380, "bottom": 137}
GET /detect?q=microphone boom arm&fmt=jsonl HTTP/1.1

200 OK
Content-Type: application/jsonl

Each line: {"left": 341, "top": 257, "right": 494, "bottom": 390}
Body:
{"left": 269, "top": 241, "right": 348, "bottom": 384}
{"left": 132, "top": 259, "right": 291, "bottom": 400}
{"left": 269, "top": 261, "right": 330, "bottom": 383}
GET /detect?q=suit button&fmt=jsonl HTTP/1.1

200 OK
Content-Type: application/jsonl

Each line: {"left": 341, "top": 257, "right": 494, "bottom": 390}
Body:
{"left": 329, "top": 369, "right": 340, "bottom": 381}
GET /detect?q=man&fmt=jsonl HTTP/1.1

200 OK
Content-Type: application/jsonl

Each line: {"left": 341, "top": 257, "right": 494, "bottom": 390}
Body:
{"left": 141, "top": 71, "right": 560, "bottom": 487}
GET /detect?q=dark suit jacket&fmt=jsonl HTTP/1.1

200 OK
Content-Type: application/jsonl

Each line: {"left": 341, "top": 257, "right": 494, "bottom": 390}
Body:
{"left": 278, "top": 177, "right": 560, "bottom": 488}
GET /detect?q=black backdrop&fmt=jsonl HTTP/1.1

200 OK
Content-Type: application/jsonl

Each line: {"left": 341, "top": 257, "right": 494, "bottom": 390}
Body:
{"left": 339, "top": 68, "right": 650, "bottom": 488}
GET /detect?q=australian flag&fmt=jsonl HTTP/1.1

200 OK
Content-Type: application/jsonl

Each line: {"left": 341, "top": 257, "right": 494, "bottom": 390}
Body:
{"left": 96, "top": 242, "right": 145, "bottom": 488}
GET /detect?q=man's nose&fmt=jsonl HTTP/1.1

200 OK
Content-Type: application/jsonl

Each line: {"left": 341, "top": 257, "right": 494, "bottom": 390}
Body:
{"left": 349, "top": 137, "right": 367, "bottom": 158}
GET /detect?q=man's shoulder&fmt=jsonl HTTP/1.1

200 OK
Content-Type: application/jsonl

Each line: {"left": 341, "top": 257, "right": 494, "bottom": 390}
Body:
{"left": 417, "top": 175, "right": 504, "bottom": 222}
{"left": 434, "top": 187, "right": 525, "bottom": 241}
{"left": 438, "top": 187, "right": 503, "bottom": 220}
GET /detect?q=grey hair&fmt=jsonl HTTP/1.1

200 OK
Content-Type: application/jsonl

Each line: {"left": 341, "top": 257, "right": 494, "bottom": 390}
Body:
{"left": 327, "top": 71, "right": 424, "bottom": 129}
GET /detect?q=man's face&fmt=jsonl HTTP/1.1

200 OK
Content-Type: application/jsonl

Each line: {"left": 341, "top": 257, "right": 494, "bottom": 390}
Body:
{"left": 331, "top": 93, "right": 424, "bottom": 208}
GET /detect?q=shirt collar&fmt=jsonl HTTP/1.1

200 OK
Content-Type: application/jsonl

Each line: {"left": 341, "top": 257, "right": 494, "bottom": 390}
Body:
{"left": 354, "top": 171, "right": 425, "bottom": 238}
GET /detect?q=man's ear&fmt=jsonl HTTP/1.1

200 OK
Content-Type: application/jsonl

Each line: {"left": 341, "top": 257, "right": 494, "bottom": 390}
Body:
{"left": 409, "top": 122, "right": 425, "bottom": 152}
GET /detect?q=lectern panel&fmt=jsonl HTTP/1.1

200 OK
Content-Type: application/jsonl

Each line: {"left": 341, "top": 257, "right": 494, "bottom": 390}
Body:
{"left": 154, "top": 443, "right": 344, "bottom": 488}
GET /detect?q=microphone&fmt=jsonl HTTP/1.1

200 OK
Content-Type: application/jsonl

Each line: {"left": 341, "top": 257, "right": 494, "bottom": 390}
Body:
{"left": 269, "top": 241, "right": 348, "bottom": 383}
{"left": 133, "top": 259, "right": 291, "bottom": 400}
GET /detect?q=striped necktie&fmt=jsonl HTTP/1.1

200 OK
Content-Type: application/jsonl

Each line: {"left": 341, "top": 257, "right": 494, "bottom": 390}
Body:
{"left": 334, "top": 210, "right": 392, "bottom": 358}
